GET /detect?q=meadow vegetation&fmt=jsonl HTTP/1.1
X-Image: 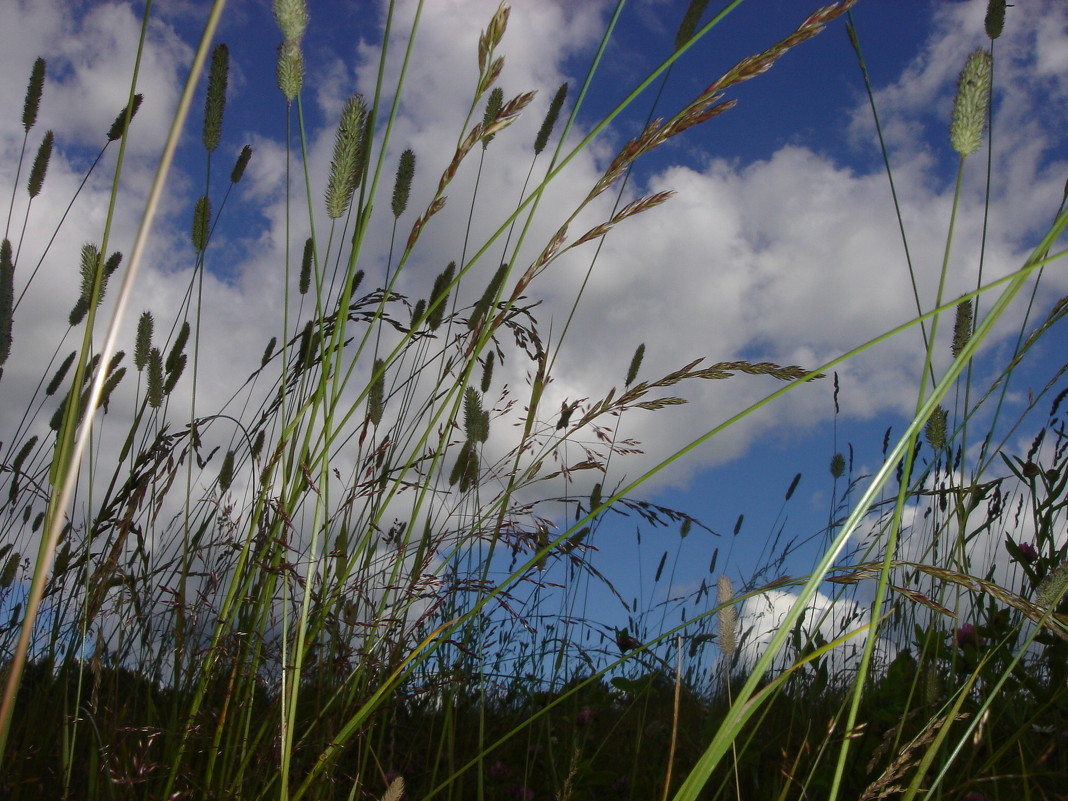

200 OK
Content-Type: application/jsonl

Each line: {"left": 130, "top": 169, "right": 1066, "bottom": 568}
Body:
{"left": 1, "top": 0, "right": 1067, "bottom": 798}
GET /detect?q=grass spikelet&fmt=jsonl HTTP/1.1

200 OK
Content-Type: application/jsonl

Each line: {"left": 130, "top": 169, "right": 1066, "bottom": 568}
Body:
{"left": 449, "top": 440, "right": 479, "bottom": 492}
{"left": 192, "top": 195, "right": 211, "bottom": 253}
{"left": 164, "top": 353, "right": 186, "bottom": 395}
{"left": 426, "top": 261, "right": 455, "bottom": 331}
{"left": 590, "top": 482, "right": 603, "bottom": 514}
{"left": 925, "top": 403, "right": 948, "bottom": 452}
{"left": 218, "top": 449, "right": 235, "bottom": 492}
{"left": 46, "top": 352, "right": 75, "bottom": 396}
{"left": 274, "top": 0, "right": 309, "bottom": 44}
{"left": 468, "top": 262, "right": 509, "bottom": 330}
{"left": 167, "top": 322, "right": 190, "bottom": 375}
{"left": 367, "top": 358, "right": 386, "bottom": 426}
{"left": 103, "top": 251, "right": 122, "bottom": 278}
{"left": 626, "top": 343, "right": 645, "bottom": 386}
{"left": 463, "top": 386, "right": 489, "bottom": 442}
{"left": 952, "top": 299, "right": 973, "bottom": 358}
{"left": 135, "top": 312, "right": 153, "bottom": 371}
{"left": 675, "top": 0, "right": 711, "bottom": 51}
{"left": 99, "top": 366, "right": 125, "bottom": 412}
{"left": 785, "top": 472, "right": 801, "bottom": 500}
{"left": 380, "top": 774, "right": 405, "bottom": 801}
{"left": 230, "top": 144, "right": 252, "bottom": 183}
{"left": 22, "top": 57, "right": 45, "bottom": 132}
{"left": 299, "top": 237, "right": 313, "bottom": 295}
{"left": 0, "top": 240, "right": 13, "bottom": 367}
{"left": 950, "top": 49, "right": 992, "bottom": 158}
{"left": 276, "top": 40, "right": 304, "bottom": 102}
{"left": 70, "top": 243, "right": 100, "bottom": 326}
{"left": 480, "top": 350, "right": 494, "bottom": 393}
{"left": 203, "top": 43, "right": 229, "bottom": 153}
{"left": 985, "top": 0, "right": 1006, "bottom": 39}
{"left": 325, "top": 94, "right": 367, "bottom": 219}
{"left": 481, "top": 87, "right": 504, "bottom": 149}
{"left": 261, "top": 336, "right": 276, "bottom": 367}
{"left": 1037, "top": 562, "right": 1068, "bottom": 610}
{"left": 106, "top": 94, "right": 143, "bottom": 141}
{"left": 12, "top": 437, "right": 37, "bottom": 478}
{"left": 410, "top": 299, "right": 426, "bottom": 326}
{"left": 27, "top": 130, "right": 53, "bottom": 199}
{"left": 534, "top": 82, "right": 567, "bottom": 155}
{"left": 717, "top": 575, "right": 737, "bottom": 662}
{"left": 147, "top": 347, "right": 163, "bottom": 408}
{"left": 830, "top": 452, "right": 845, "bottom": 479}
{"left": 0, "top": 553, "right": 18, "bottom": 589}
{"left": 391, "top": 149, "right": 416, "bottom": 218}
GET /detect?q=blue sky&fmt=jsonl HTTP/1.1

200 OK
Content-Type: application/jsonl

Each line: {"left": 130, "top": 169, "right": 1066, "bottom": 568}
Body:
{"left": 1, "top": 0, "right": 1067, "bottom": 679}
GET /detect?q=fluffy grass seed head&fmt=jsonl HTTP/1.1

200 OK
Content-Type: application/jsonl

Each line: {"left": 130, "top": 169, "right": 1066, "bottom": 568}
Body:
{"left": 273, "top": 0, "right": 308, "bottom": 43}
{"left": 276, "top": 40, "right": 304, "bottom": 102}
{"left": 325, "top": 94, "right": 367, "bottom": 219}
{"left": 23, "top": 57, "right": 45, "bottom": 132}
{"left": 391, "top": 149, "right": 416, "bottom": 219}
{"left": 950, "top": 49, "right": 992, "bottom": 158}
{"left": 28, "top": 130, "right": 54, "bottom": 199}
{"left": 1037, "top": 562, "right": 1068, "bottom": 609}
{"left": 925, "top": 403, "right": 948, "bottom": 452}
{"left": 203, "top": 43, "right": 229, "bottom": 153}
{"left": 717, "top": 575, "right": 737, "bottom": 662}
{"left": 107, "top": 94, "right": 143, "bottom": 141}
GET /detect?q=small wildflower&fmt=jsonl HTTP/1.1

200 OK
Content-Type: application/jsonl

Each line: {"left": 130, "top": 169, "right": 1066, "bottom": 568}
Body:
{"left": 615, "top": 628, "right": 641, "bottom": 653}
{"left": 576, "top": 705, "right": 592, "bottom": 726}
{"left": 954, "top": 623, "right": 982, "bottom": 648}
{"left": 1017, "top": 541, "right": 1039, "bottom": 563}
{"left": 489, "top": 760, "right": 511, "bottom": 779}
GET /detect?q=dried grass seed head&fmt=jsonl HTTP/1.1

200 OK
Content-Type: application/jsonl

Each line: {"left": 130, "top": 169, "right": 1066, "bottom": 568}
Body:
{"left": 274, "top": 0, "right": 309, "bottom": 43}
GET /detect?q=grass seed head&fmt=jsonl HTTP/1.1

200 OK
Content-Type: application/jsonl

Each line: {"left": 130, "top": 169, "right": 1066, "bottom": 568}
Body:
{"left": 0, "top": 240, "right": 12, "bottom": 366}
{"left": 135, "top": 311, "right": 153, "bottom": 371}
{"left": 925, "top": 404, "right": 948, "bottom": 452}
{"left": 325, "top": 94, "right": 367, "bottom": 219}
{"left": 392, "top": 149, "right": 416, "bottom": 218}
{"left": 23, "top": 57, "right": 46, "bottom": 132}
{"left": 950, "top": 49, "right": 992, "bottom": 157}
{"left": 274, "top": 0, "right": 309, "bottom": 43}
{"left": 107, "top": 94, "right": 143, "bottom": 141}
{"left": 28, "top": 130, "right": 54, "bottom": 199}
{"left": 231, "top": 144, "right": 253, "bottom": 183}
{"left": 192, "top": 195, "right": 212, "bottom": 253}
{"left": 534, "top": 82, "right": 567, "bottom": 155}
{"left": 276, "top": 40, "right": 304, "bottom": 102}
{"left": 985, "top": 0, "right": 1006, "bottom": 39}
{"left": 717, "top": 575, "right": 737, "bottom": 661}
{"left": 203, "top": 43, "right": 229, "bottom": 153}
{"left": 299, "top": 237, "right": 313, "bottom": 295}
{"left": 952, "top": 299, "right": 973, "bottom": 358}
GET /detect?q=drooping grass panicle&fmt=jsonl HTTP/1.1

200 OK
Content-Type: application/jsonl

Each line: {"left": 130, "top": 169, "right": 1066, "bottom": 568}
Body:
{"left": 325, "top": 94, "right": 368, "bottom": 219}
{"left": 949, "top": 49, "right": 992, "bottom": 158}
{"left": 134, "top": 311, "right": 153, "bottom": 371}
{"left": 22, "top": 57, "right": 46, "bottom": 133}
{"left": 106, "top": 93, "right": 143, "bottom": 141}
{"left": 391, "top": 149, "right": 416, "bottom": 219}
{"left": 230, "top": 143, "right": 252, "bottom": 183}
{"left": 533, "top": 82, "right": 567, "bottom": 156}
{"left": 476, "top": 3, "right": 510, "bottom": 98}
{"left": 203, "top": 43, "right": 229, "bottom": 153}
{"left": 27, "top": 131, "right": 54, "bottom": 199}
{"left": 0, "top": 240, "right": 12, "bottom": 368}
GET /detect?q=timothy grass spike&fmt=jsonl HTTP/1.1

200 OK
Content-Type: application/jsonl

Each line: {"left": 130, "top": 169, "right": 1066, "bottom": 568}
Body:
{"left": 0, "top": 240, "right": 12, "bottom": 367}
{"left": 950, "top": 49, "right": 992, "bottom": 158}
{"left": 481, "top": 87, "right": 504, "bottom": 149}
{"left": 368, "top": 358, "right": 386, "bottom": 426}
{"left": 22, "top": 57, "right": 45, "bottom": 132}
{"left": 106, "top": 94, "right": 143, "bottom": 141}
{"left": 231, "top": 144, "right": 253, "bottom": 183}
{"left": 134, "top": 312, "right": 153, "bottom": 371}
{"left": 299, "top": 237, "right": 313, "bottom": 295}
{"left": 952, "top": 299, "right": 973, "bottom": 358}
{"left": 626, "top": 343, "right": 645, "bottom": 386}
{"left": 147, "top": 348, "right": 163, "bottom": 408}
{"left": 925, "top": 404, "right": 948, "bottom": 452}
{"left": 325, "top": 94, "right": 367, "bottom": 219}
{"left": 274, "top": 0, "right": 309, "bottom": 44}
{"left": 46, "top": 352, "right": 75, "bottom": 396}
{"left": 675, "top": 0, "right": 711, "bottom": 51}
{"left": 392, "top": 149, "right": 416, "bottom": 218}
{"left": 192, "top": 195, "right": 212, "bottom": 253}
{"left": 27, "top": 131, "right": 54, "bottom": 199}
{"left": 426, "top": 262, "right": 455, "bottom": 331}
{"left": 276, "top": 40, "right": 304, "bottom": 102}
{"left": 534, "top": 82, "right": 567, "bottom": 156}
{"left": 985, "top": 0, "right": 1006, "bottom": 39}
{"left": 203, "top": 43, "right": 229, "bottom": 153}
{"left": 717, "top": 575, "right": 737, "bottom": 662}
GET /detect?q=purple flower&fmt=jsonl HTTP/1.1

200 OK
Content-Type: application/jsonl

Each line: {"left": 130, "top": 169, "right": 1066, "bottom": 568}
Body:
{"left": 955, "top": 623, "right": 983, "bottom": 648}
{"left": 1017, "top": 542, "right": 1039, "bottom": 562}
{"left": 576, "top": 705, "right": 592, "bottom": 726}
{"left": 508, "top": 784, "right": 534, "bottom": 801}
